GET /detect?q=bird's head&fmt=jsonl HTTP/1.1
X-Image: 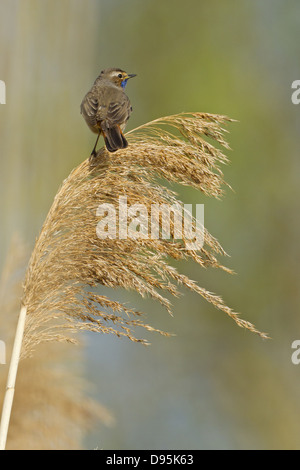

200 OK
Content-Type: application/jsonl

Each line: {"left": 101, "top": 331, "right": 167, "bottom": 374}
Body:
{"left": 98, "top": 68, "right": 137, "bottom": 89}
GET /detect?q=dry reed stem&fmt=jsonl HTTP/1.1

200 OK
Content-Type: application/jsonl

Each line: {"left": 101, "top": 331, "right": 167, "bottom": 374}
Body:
{"left": 21, "top": 112, "right": 268, "bottom": 356}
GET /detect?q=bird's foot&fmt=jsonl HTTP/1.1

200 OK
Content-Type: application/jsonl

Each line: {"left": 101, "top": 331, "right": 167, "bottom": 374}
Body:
{"left": 89, "top": 149, "right": 97, "bottom": 163}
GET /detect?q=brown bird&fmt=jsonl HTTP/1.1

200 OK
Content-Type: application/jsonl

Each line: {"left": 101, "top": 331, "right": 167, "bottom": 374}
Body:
{"left": 80, "top": 67, "right": 136, "bottom": 156}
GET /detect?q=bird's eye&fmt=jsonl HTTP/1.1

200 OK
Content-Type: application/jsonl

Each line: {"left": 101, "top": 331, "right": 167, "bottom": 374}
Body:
{"left": 118, "top": 73, "right": 123, "bottom": 78}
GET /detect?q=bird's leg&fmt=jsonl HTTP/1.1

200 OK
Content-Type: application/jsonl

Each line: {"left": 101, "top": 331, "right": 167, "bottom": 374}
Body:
{"left": 91, "top": 132, "right": 101, "bottom": 158}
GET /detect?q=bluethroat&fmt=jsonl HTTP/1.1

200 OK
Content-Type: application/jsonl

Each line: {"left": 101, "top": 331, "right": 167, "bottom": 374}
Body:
{"left": 81, "top": 67, "right": 136, "bottom": 156}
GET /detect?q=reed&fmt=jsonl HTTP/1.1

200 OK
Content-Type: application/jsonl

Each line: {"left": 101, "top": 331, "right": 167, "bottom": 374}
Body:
{"left": 0, "top": 112, "right": 268, "bottom": 449}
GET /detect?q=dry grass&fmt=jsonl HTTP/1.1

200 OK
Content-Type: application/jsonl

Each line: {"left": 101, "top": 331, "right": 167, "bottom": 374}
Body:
{"left": 21, "top": 112, "right": 268, "bottom": 357}
{"left": 0, "top": 238, "right": 113, "bottom": 449}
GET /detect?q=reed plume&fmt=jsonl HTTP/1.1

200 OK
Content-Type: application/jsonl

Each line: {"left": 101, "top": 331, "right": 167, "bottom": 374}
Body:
{"left": 21, "top": 111, "right": 267, "bottom": 358}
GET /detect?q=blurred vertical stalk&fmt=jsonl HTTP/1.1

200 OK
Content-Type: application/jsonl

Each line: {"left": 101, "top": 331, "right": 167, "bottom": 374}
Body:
{"left": 0, "top": 0, "right": 101, "bottom": 256}
{"left": 0, "top": 305, "right": 27, "bottom": 450}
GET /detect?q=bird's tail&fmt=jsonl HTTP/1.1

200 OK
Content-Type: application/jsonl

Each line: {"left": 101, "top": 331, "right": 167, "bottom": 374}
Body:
{"left": 103, "top": 125, "right": 128, "bottom": 153}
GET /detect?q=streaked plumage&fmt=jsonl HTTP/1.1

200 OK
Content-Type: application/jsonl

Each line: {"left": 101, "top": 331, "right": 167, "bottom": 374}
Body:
{"left": 81, "top": 67, "right": 136, "bottom": 155}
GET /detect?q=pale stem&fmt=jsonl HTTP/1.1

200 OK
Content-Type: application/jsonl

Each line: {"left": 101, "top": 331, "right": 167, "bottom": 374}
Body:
{"left": 0, "top": 305, "right": 27, "bottom": 450}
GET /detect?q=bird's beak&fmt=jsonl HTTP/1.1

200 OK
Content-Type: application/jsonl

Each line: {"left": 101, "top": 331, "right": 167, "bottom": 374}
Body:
{"left": 127, "top": 73, "right": 137, "bottom": 79}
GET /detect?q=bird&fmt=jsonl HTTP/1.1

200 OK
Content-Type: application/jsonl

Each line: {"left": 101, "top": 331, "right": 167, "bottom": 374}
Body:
{"left": 80, "top": 67, "right": 136, "bottom": 156}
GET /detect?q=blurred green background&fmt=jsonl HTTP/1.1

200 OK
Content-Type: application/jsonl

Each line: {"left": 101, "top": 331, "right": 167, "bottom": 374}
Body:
{"left": 1, "top": 0, "right": 300, "bottom": 449}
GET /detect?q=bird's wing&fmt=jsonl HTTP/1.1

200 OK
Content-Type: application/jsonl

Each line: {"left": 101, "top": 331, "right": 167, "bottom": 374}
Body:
{"left": 105, "top": 92, "right": 132, "bottom": 127}
{"left": 80, "top": 91, "right": 99, "bottom": 127}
